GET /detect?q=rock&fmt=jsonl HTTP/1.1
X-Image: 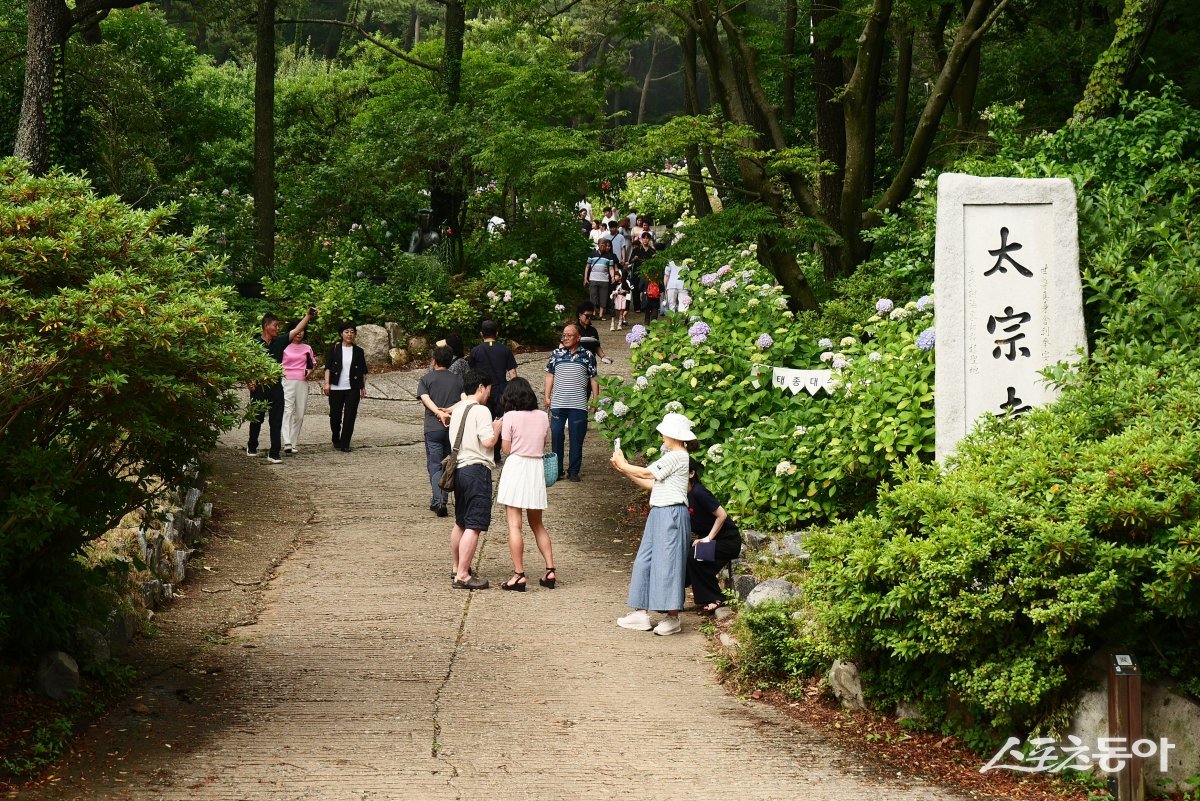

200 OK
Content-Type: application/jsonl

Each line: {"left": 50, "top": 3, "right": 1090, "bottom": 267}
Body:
{"left": 733, "top": 574, "right": 759, "bottom": 602}
{"left": 774, "top": 533, "right": 811, "bottom": 561}
{"left": 149, "top": 533, "right": 165, "bottom": 575}
{"left": 384, "top": 322, "right": 404, "bottom": 348}
{"left": 745, "top": 578, "right": 801, "bottom": 608}
{"left": 106, "top": 609, "right": 136, "bottom": 658}
{"left": 36, "top": 651, "right": 81, "bottom": 700}
{"left": 200, "top": 502, "right": 213, "bottom": 520}
{"left": 713, "top": 606, "right": 735, "bottom": 622}
{"left": 406, "top": 335, "right": 429, "bottom": 356}
{"left": 171, "top": 549, "right": 192, "bottom": 584}
{"left": 355, "top": 324, "right": 391, "bottom": 369}
{"left": 741, "top": 529, "right": 770, "bottom": 551}
{"left": 143, "top": 579, "right": 162, "bottom": 609}
{"left": 76, "top": 626, "right": 110, "bottom": 664}
{"left": 896, "top": 701, "right": 922, "bottom": 721}
{"left": 389, "top": 347, "right": 408, "bottom": 368}
{"left": 719, "top": 633, "right": 739, "bottom": 651}
{"left": 828, "top": 660, "right": 867, "bottom": 710}
{"left": 136, "top": 528, "right": 149, "bottom": 563}
{"left": 183, "top": 487, "right": 202, "bottom": 518}
{"left": 183, "top": 517, "right": 203, "bottom": 544}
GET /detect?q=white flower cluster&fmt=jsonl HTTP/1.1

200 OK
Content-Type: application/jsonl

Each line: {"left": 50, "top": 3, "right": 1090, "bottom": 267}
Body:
{"left": 707, "top": 443, "right": 724, "bottom": 463}
{"left": 594, "top": 409, "right": 608, "bottom": 423}
{"left": 664, "top": 400, "right": 684, "bottom": 413}
{"left": 635, "top": 376, "right": 649, "bottom": 390}
{"left": 683, "top": 358, "right": 696, "bottom": 370}
{"left": 775, "top": 461, "right": 797, "bottom": 477}
{"left": 612, "top": 401, "right": 629, "bottom": 418}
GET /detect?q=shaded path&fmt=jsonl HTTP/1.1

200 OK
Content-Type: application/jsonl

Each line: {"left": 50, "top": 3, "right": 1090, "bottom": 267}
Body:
{"left": 18, "top": 335, "right": 972, "bottom": 801}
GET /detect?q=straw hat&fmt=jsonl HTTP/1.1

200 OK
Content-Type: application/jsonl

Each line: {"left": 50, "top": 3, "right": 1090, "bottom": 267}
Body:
{"left": 656, "top": 412, "right": 697, "bottom": 442}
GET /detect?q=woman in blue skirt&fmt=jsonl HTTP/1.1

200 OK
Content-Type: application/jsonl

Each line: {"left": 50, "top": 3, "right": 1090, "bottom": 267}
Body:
{"left": 610, "top": 412, "right": 696, "bottom": 636}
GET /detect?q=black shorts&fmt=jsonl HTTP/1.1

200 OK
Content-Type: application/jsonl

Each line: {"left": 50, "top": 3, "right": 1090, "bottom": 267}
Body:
{"left": 453, "top": 463, "right": 493, "bottom": 531}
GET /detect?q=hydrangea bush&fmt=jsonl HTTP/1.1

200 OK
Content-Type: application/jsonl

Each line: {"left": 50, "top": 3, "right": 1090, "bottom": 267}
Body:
{"left": 595, "top": 243, "right": 935, "bottom": 529}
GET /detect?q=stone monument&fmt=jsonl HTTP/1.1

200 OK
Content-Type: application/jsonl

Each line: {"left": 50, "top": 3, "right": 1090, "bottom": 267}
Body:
{"left": 407, "top": 208, "right": 440, "bottom": 254}
{"left": 934, "top": 174, "right": 1087, "bottom": 459}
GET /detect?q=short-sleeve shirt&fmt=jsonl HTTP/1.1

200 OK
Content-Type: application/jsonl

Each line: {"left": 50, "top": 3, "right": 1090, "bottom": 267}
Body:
{"left": 577, "top": 323, "right": 602, "bottom": 357}
{"left": 257, "top": 334, "right": 288, "bottom": 363}
{"left": 416, "top": 369, "right": 464, "bottom": 433}
{"left": 648, "top": 450, "right": 690, "bottom": 507}
{"left": 448, "top": 401, "right": 495, "bottom": 469}
{"left": 281, "top": 343, "right": 315, "bottom": 381}
{"left": 545, "top": 347, "right": 596, "bottom": 410}
{"left": 688, "top": 482, "right": 739, "bottom": 540}
{"left": 468, "top": 341, "right": 517, "bottom": 397}
{"left": 587, "top": 250, "right": 616, "bottom": 283}
{"left": 501, "top": 410, "right": 549, "bottom": 458}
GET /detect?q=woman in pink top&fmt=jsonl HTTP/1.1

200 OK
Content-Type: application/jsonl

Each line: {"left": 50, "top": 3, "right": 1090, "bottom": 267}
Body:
{"left": 495, "top": 377, "right": 556, "bottom": 591}
{"left": 281, "top": 325, "right": 316, "bottom": 454}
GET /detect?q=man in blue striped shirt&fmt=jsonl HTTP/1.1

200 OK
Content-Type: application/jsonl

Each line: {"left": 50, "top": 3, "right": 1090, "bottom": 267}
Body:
{"left": 544, "top": 323, "right": 599, "bottom": 482}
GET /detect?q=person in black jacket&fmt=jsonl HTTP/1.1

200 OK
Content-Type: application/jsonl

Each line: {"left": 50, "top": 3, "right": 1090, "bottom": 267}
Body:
{"left": 322, "top": 321, "right": 369, "bottom": 452}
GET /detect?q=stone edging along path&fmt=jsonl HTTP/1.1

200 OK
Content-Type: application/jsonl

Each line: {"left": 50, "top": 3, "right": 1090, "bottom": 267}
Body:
{"left": 17, "top": 336, "right": 974, "bottom": 801}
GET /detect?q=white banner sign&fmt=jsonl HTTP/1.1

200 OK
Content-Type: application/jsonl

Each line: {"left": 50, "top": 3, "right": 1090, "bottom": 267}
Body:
{"left": 750, "top": 365, "right": 834, "bottom": 395}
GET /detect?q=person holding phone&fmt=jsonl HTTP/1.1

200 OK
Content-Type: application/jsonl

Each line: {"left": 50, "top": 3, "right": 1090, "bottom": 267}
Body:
{"left": 281, "top": 321, "right": 317, "bottom": 454}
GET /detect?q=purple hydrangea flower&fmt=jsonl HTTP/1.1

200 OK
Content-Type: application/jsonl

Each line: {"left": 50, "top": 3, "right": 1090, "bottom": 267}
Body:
{"left": 818, "top": 338, "right": 833, "bottom": 349}
{"left": 876, "top": 298, "right": 894, "bottom": 313}
{"left": 756, "top": 333, "right": 774, "bottom": 350}
{"left": 832, "top": 358, "right": 849, "bottom": 370}
{"left": 701, "top": 273, "right": 719, "bottom": 287}
{"left": 688, "top": 321, "right": 711, "bottom": 345}
{"left": 916, "top": 327, "right": 936, "bottom": 351}
{"left": 625, "top": 324, "right": 648, "bottom": 345}
{"left": 717, "top": 265, "right": 733, "bottom": 277}
{"left": 917, "top": 295, "right": 934, "bottom": 312}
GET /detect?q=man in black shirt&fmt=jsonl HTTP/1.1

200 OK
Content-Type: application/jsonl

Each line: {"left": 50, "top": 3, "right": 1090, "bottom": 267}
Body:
{"left": 248, "top": 310, "right": 315, "bottom": 463}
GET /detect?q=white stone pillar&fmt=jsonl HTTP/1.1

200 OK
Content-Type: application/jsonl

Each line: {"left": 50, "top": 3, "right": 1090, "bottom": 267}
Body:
{"left": 934, "top": 174, "right": 1087, "bottom": 460}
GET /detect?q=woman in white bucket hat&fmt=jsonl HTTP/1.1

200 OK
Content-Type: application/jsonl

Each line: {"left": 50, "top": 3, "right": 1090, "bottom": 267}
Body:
{"left": 610, "top": 412, "right": 696, "bottom": 636}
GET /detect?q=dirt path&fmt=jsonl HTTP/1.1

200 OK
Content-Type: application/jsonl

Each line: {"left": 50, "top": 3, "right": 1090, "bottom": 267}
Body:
{"left": 16, "top": 332, "right": 973, "bottom": 801}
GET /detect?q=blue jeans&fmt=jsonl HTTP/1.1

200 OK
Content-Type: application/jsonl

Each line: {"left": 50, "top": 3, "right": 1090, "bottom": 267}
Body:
{"left": 550, "top": 407, "right": 588, "bottom": 478}
{"left": 425, "top": 429, "right": 451, "bottom": 506}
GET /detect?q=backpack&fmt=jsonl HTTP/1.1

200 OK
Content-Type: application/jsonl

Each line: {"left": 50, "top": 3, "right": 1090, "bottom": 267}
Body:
{"left": 647, "top": 281, "right": 661, "bottom": 300}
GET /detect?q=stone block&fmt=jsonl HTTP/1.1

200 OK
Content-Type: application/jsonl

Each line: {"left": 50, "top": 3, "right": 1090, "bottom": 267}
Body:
{"left": 733, "top": 574, "right": 759, "bottom": 603}
{"left": 183, "top": 487, "right": 202, "bottom": 518}
{"left": 384, "top": 322, "right": 404, "bottom": 348}
{"left": 171, "top": 549, "right": 192, "bottom": 584}
{"left": 745, "top": 578, "right": 800, "bottom": 608}
{"left": 713, "top": 606, "right": 735, "bottom": 622}
{"left": 406, "top": 335, "right": 429, "bottom": 355}
{"left": 828, "top": 660, "right": 866, "bottom": 710}
{"left": 36, "top": 651, "right": 80, "bottom": 700}
{"left": 741, "top": 529, "right": 770, "bottom": 551}
{"left": 106, "top": 609, "right": 136, "bottom": 658}
{"left": 76, "top": 626, "right": 110, "bottom": 664}
{"left": 389, "top": 347, "right": 408, "bottom": 368}
{"left": 356, "top": 324, "right": 391, "bottom": 369}
{"left": 200, "top": 502, "right": 213, "bottom": 520}
{"left": 773, "top": 533, "right": 811, "bottom": 561}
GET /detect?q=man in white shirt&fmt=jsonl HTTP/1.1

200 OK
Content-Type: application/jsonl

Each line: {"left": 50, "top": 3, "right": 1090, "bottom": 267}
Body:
{"left": 448, "top": 369, "right": 502, "bottom": 589}
{"left": 664, "top": 260, "right": 686, "bottom": 313}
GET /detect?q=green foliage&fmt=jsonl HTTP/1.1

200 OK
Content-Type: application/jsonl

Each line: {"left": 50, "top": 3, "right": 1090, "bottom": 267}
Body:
{"left": 617, "top": 169, "right": 691, "bottom": 224}
{"left": 463, "top": 211, "right": 592, "bottom": 296}
{"left": 0, "top": 160, "right": 268, "bottom": 657}
{"left": 731, "top": 599, "right": 832, "bottom": 688}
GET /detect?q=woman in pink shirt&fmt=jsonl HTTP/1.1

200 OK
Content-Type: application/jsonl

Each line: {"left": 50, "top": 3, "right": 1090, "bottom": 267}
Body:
{"left": 495, "top": 377, "right": 556, "bottom": 591}
{"left": 281, "top": 325, "right": 316, "bottom": 454}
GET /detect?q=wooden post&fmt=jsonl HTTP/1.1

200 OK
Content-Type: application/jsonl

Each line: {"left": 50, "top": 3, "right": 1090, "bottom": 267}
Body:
{"left": 1108, "top": 653, "right": 1144, "bottom": 801}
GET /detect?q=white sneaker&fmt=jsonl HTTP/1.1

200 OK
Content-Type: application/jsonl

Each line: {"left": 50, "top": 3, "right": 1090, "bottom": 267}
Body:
{"left": 266, "top": 455, "right": 283, "bottom": 464}
{"left": 617, "top": 610, "right": 652, "bottom": 631}
{"left": 653, "top": 616, "right": 682, "bottom": 636}
{"left": 245, "top": 448, "right": 258, "bottom": 457}
{"left": 284, "top": 446, "right": 297, "bottom": 454}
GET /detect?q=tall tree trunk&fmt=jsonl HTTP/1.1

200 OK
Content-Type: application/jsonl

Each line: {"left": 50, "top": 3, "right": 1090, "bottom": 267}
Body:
{"left": 1072, "top": 0, "right": 1166, "bottom": 121}
{"left": 254, "top": 0, "right": 276, "bottom": 274}
{"left": 891, "top": 23, "right": 912, "bottom": 160}
{"left": 431, "top": 0, "right": 467, "bottom": 268}
{"left": 679, "top": 29, "right": 714, "bottom": 217}
{"left": 637, "top": 34, "right": 660, "bottom": 124}
{"left": 953, "top": 0, "right": 983, "bottom": 131}
{"left": 812, "top": 0, "right": 848, "bottom": 281}
{"left": 782, "top": 0, "right": 797, "bottom": 124}
{"left": 14, "top": 0, "right": 68, "bottom": 173}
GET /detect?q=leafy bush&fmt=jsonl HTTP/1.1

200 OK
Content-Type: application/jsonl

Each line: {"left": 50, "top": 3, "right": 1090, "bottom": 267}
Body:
{"left": 0, "top": 160, "right": 268, "bottom": 658}
{"left": 595, "top": 243, "right": 935, "bottom": 530}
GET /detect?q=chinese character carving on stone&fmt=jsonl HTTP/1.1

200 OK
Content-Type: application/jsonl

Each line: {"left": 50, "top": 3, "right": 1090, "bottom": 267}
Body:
{"left": 984, "top": 227, "right": 1033, "bottom": 277}
{"left": 988, "top": 306, "right": 1032, "bottom": 360}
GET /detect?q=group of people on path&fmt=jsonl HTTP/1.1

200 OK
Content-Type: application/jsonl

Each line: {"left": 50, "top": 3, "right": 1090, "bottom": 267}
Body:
{"left": 246, "top": 310, "right": 368, "bottom": 463}
{"left": 579, "top": 205, "right": 664, "bottom": 326}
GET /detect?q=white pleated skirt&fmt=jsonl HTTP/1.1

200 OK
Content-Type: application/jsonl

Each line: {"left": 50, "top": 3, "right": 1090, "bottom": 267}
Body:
{"left": 496, "top": 453, "right": 548, "bottom": 510}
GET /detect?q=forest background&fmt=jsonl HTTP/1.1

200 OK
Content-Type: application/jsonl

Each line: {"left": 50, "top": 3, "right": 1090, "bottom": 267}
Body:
{"left": 2, "top": 0, "right": 1200, "bottom": 780}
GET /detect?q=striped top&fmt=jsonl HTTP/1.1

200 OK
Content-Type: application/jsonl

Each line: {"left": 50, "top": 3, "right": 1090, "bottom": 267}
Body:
{"left": 648, "top": 450, "right": 690, "bottom": 507}
{"left": 545, "top": 346, "right": 596, "bottom": 410}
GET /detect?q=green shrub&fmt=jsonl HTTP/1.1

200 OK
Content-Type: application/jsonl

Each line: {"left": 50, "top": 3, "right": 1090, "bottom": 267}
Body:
{"left": 616, "top": 169, "right": 692, "bottom": 224}
{"left": 0, "top": 160, "right": 269, "bottom": 658}
{"left": 732, "top": 599, "right": 833, "bottom": 688}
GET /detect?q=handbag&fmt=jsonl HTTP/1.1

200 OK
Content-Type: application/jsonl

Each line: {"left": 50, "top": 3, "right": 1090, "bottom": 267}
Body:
{"left": 438, "top": 403, "right": 476, "bottom": 493}
{"left": 543, "top": 452, "right": 559, "bottom": 488}
{"left": 694, "top": 540, "right": 717, "bottom": 562}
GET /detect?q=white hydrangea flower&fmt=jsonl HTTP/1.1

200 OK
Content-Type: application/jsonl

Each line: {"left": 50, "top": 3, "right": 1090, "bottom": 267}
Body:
{"left": 593, "top": 409, "right": 608, "bottom": 423}
{"left": 664, "top": 400, "right": 683, "bottom": 413}
{"left": 612, "top": 401, "right": 629, "bottom": 417}
{"left": 818, "top": 338, "right": 834, "bottom": 349}
{"left": 868, "top": 352, "right": 882, "bottom": 362}
{"left": 840, "top": 336, "right": 856, "bottom": 348}
{"left": 683, "top": 359, "right": 696, "bottom": 370}
{"left": 707, "top": 443, "right": 724, "bottom": 463}
{"left": 775, "top": 297, "right": 788, "bottom": 309}
{"left": 820, "top": 351, "right": 834, "bottom": 363}
{"left": 890, "top": 307, "right": 910, "bottom": 320}
{"left": 635, "top": 376, "right": 649, "bottom": 390}
{"left": 775, "top": 461, "right": 797, "bottom": 477}
{"left": 748, "top": 298, "right": 760, "bottom": 307}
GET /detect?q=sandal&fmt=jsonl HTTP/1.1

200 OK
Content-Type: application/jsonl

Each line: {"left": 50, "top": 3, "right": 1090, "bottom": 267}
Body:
{"left": 700, "top": 602, "right": 720, "bottom": 615}
{"left": 501, "top": 572, "right": 527, "bottom": 592}
{"left": 539, "top": 567, "right": 557, "bottom": 589}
